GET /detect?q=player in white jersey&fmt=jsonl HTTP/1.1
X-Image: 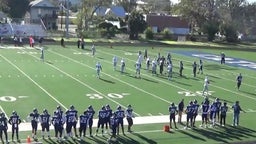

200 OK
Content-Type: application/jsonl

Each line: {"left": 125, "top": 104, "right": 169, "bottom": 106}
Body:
{"left": 202, "top": 76, "right": 210, "bottom": 96}
{"left": 96, "top": 62, "right": 102, "bottom": 78}
{"left": 135, "top": 61, "right": 141, "bottom": 78}
{"left": 146, "top": 57, "right": 150, "bottom": 71}
{"left": 152, "top": 59, "right": 157, "bottom": 75}
{"left": 167, "top": 63, "right": 172, "bottom": 80}
{"left": 113, "top": 56, "right": 118, "bottom": 71}
{"left": 120, "top": 58, "right": 125, "bottom": 74}
{"left": 137, "top": 52, "right": 143, "bottom": 66}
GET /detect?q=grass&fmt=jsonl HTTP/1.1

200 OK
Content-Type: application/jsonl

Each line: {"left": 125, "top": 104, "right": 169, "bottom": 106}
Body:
{"left": 0, "top": 42, "right": 256, "bottom": 144}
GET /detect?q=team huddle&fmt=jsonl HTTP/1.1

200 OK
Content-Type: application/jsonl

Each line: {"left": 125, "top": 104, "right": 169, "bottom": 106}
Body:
{"left": 168, "top": 97, "right": 245, "bottom": 130}
{"left": 0, "top": 104, "right": 134, "bottom": 143}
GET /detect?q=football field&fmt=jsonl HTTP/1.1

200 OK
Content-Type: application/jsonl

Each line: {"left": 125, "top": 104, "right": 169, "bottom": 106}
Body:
{"left": 0, "top": 42, "right": 256, "bottom": 144}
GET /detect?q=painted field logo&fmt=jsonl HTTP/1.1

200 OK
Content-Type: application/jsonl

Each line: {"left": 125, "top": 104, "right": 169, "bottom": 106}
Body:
{"left": 178, "top": 91, "right": 214, "bottom": 97}
{"left": 0, "top": 96, "right": 28, "bottom": 102}
{"left": 86, "top": 93, "right": 129, "bottom": 99}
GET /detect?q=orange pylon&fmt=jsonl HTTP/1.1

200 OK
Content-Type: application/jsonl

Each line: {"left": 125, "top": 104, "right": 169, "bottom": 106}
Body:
{"left": 27, "top": 135, "right": 31, "bottom": 143}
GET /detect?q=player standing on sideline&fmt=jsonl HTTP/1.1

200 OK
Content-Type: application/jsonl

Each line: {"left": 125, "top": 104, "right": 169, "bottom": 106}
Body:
{"left": 185, "top": 101, "right": 194, "bottom": 129}
{"left": 67, "top": 105, "right": 78, "bottom": 137}
{"left": 27, "top": 108, "right": 40, "bottom": 141}
{"left": 236, "top": 73, "right": 243, "bottom": 90}
{"left": 215, "top": 98, "right": 222, "bottom": 123}
{"left": 166, "top": 52, "right": 171, "bottom": 65}
{"left": 120, "top": 58, "right": 125, "bottom": 74}
{"left": 146, "top": 56, "right": 150, "bottom": 71}
{"left": 192, "top": 100, "right": 199, "bottom": 127}
{"left": 179, "top": 61, "right": 184, "bottom": 77}
{"left": 105, "top": 104, "right": 112, "bottom": 133}
{"left": 200, "top": 100, "right": 210, "bottom": 128}
{"left": 51, "top": 111, "right": 65, "bottom": 142}
{"left": 178, "top": 99, "right": 184, "bottom": 124}
{"left": 115, "top": 106, "right": 125, "bottom": 135}
{"left": 113, "top": 56, "right": 118, "bottom": 71}
{"left": 169, "top": 102, "right": 178, "bottom": 129}
{"left": 79, "top": 111, "right": 89, "bottom": 139}
{"left": 167, "top": 63, "right": 173, "bottom": 80}
{"left": 0, "top": 112, "right": 8, "bottom": 143}
{"left": 159, "top": 56, "right": 165, "bottom": 75}
{"left": 202, "top": 76, "right": 210, "bottom": 96}
{"left": 95, "top": 106, "right": 106, "bottom": 136}
{"left": 60, "top": 37, "right": 65, "bottom": 47}
{"left": 96, "top": 62, "right": 102, "bottom": 78}
{"left": 91, "top": 44, "right": 96, "bottom": 56}
{"left": 144, "top": 49, "right": 148, "bottom": 59}
{"left": 9, "top": 111, "right": 21, "bottom": 142}
{"left": 192, "top": 61, "right": 197, "bottom": 77}
{"left": 107, "top": 113, "right": 118, "bottom": 143}
{"left": 220, "top": 102, "right": 228, "bottom": 127}
{"left": 137, "top": 51, "right": 143, "bottom": 66}
{"left": 152, "top": 59, "right": 157, "bottom": 76}
{"left": 39, "top": 109, "right": 51, "bottom": 139}
{"left": 126, "top": 104, "right": 134, "bottom": 132}
{"left": 135, "top": 61, "right": 141, "bottom": 78}
{"left": 232, "top": 101, "right": 246, "bottom": 126}
{"left": 220, "top": 52, "right": 225, "bottom": 64}
{"left": 40, "top": 47, "right": 44, "bottom": 62}
{"left": 198, "top": 59, "right": 203, "bottom": 74}
{"left": 209, "top": 102, "right": 217, "bottom": 127}
{"left": 86, "top": 105, "right": 95, "bottom": 137}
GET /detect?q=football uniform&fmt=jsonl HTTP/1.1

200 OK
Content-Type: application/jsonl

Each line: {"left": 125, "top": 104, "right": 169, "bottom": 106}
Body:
{"left": 86, "top": 108, "right": 95, "bottom": 136}
{"left": 0, "top": 114, "right": 8, "bottom": 143}
{"left": 126, "top": 107, "right": 134, "bottom": 132}
{"left": 113, "top": 56, "right": 118, "bottom": 71}
{"left": 52, "top": 113, "right": 64, "bottom": 139}
{"left": 28, "top": 111, "right": 40, "bottom": 138}
{"left": 167, "top": 64, "right": 172, "bottom": 80}
{"left": 9, "top": 113, "right": 21, "bottom": 141}
{"left": 96, "top": 62, "right": 102, "bottom": 78}
{"left": 220, "top": 105, "right": 228, "bottom": 126}
{"left": 115, "top": 108, "right": 125, "bottom": 135}
{"left": 152, "top": 60, "right": 157, "bottom": 75}
{"left": 105, "top": 106, "right": 112, "bottom": 129}
{"left": 120, "top": 58, "right": 125, "bottom": 73}
{"left": 79, "top": 113, "right": 89, "bottom": 137}
{"left": 192, "top": 62, "right": 197, "bottom": 77}
{"left": 39, "top": 112, "right": 51, "bottom": 137}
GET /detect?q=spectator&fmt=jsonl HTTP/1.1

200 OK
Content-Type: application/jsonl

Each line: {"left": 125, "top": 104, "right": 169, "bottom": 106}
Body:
{"left": 232, "top": 101, "right": 246, "bottom": 126}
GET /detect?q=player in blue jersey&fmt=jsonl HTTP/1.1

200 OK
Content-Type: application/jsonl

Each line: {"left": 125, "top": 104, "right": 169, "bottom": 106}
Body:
{"left": 192, "top": 61, "right": 197, "bottom": 77}
{"left": 192, "top": 100, "right": 200, "bottom": 127}
{"left": 126, "top": 104, "right": 135, "bottom": 132}
{"left": 178, "top": 99, "right": 184, "bottom": 124}
{"left": 0, "top": 112, "right": 8, "bottom": 143}
{"left": 105, "top": 104, "right": 112, "bottom": 133}
{"left": 120, "top": 58, "right": 126, "bottom": 74}
{"left": 220, "top": 52, "right": 225, "bottom": 64}
{"left": 39, "top": 109, "right": 51, "bottom": 139}
{"left": 169, "top": 102, "right": 178, "bottom": 129}
{"left": 209, "top": 102, "right": 217, "bottom": 127}
{"left": 179, "top": 61, "right": 184, "bottom": 77}
{"left": 166, "top": 52, "right": 171, "bottom": 65}
{"left": 198, "top": 59, "right": 203, "bottom": 74}
{"left": 95, "top": 106, "right": 107, "bottom": 136}
{"left": 185, "top": 101, "right": 194, "bottom": 129}
{"left": 115, "top": 106, "right": 125, "bottom": 135}
{"left": 66, "top": 105, "right": 78, "bottom": 137}
{"left": 96, "top": 62, "right": 102, "bottom": 78}
{"left": 79, "top": 111, "right": 89, "bottom": 138}
{"left": 86, "top": 105, "right": 95, "bottom": 137}
{"left": 27, "top": 108, "right": 40, "bottom": 140}
{"left": 232, "top": 101, "right": 246, "bottom": 126}
{"left": 236, "top": 73, "right": 242, "bottom": 90}
{"left": 107, "top": 113, "right": 118, "bottom": 143}
{"left": 51, "top": 111, "right": 65, "bottom": 142}
{"left": 9, "top": 111, "right": 21, "bottom": 142}
{"left": 220, "top": 102, "right": 228, "bottom": 127}
{"left": 200, "top": 100, "right": 210, "bottom": 128}
{"left": 215, "top": 98, "right": 222, "bottom": 122}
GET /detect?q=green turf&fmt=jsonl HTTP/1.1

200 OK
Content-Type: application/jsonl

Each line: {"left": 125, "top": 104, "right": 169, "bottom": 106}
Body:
{"left": 0, "top": 43, "right": 256, "bottom": 144}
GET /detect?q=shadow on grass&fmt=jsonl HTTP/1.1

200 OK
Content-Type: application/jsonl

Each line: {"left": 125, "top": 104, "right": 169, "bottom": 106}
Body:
{"left": 205, "top": 64, "right": 237, "bottom": 71}
{"left": 240, "top": 90, "right": 256, "bottom": 97}
{"left": 99, "top": 78, "right": 115, "bottom": 84}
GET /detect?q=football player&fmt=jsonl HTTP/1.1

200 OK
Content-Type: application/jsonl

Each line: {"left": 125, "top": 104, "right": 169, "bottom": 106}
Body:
{"left": 27, "top": 108, "right": 40, "bottom": 140}
{"left": 135, "top": 61, "right": 141, "bottom": 78}
{"left": 66, "top": 105, "right": 78, "bottom": 137}
{"left": 169, "top": 102, "right": 178, "bottom": 129}
{"left": 192, "top": 100, "right": 200, "bottom": 127}
{"left": 152, "top": 59, "right": 157, "bottom": 76}
{"left": 105, "top": 104, "right": 112, "bottom": 132}
{"left": 209, "top": 102, "right": 217, "bottom": 127}
{"left": 167, "top": 63, "right": 173, "bottom": 80}
{"left": 220, "top": 102, "right": 228, "bottom": 127}
{"left": 113, "top": 56, "right": 118, "bottom": 71}
{"left": 115, "top": 106, "right": 125, "bottom": 135}
{"left": 200, "top": 100, "right": 210, "bottom": 128}
{"left": 215, "top": 98, "right": 222, "bottom": 122}
{"left": 96, "top": 62, "right": 102, "bottom": 78}
{"left": 179, "top": 61, "right": 184, "bottom": 77}
{"left": 178, "top": 99, "right": 184, "bottom": 124}
{"left": 95, "top": 106, "right": 107, "bottom": 136}
{"left": 40, "top": 47, "right": 44, "bottom": 62}
{"left": 91, "top": 44, "right": 96, "bottom": 56}
{"left": 51, "top": 111, "right": 65, "bottom": 142}
{"left": 146, "top": 56, "right": 150, "bottom": 71}
{"left": 107, "top": 113, "right": 118, "bottom": 143}
{"left": 236, "top": 73, "right": 243, "bottom": 90}
{"left": 0, "top": 112, "right": 8, "bottom": 143}
{"left": 185, "top": 101, "right": 194, "bottom": 129}
{"left": 202, "top": 76, "right": 210, "bottom": 96}
{"left": 220, "top": 52, "right": 225, "bottom": 64}
{"left": 9, "top": 111, "right": 21, "bottom": 142}
{"left": 192, "top": 61, "right": 197, "bottom": 77}
{"left": 86, "top": 105, "right": 95, "bottom": 137}
{"left": 120, "top": 58, "right": 126, "bottom": 74}
{"left": 126, "top": 104, "right": 135, "bottom": 132}
{"left": 39, "top": 109, "right": 51, "bottom": 139}
{"left": 79, "top": 111, "right": 89, "bottom": 138}
{"left": 198, "top": 59, "right": 203, "bottom": 74}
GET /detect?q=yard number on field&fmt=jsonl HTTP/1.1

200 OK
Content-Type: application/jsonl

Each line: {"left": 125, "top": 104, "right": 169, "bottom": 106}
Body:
{"left": 178, "top": 91, "right": 214, "bottom": 96}
{"left": 0, "top": 96, "right": 28, "bottom": 102}
{"left": 86, "top": 93, "right": 129, "bottom": 99}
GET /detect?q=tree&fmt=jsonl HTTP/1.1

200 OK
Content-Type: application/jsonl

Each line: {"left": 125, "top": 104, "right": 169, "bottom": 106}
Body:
{"left": 143, "top": 0, "right": 172, "bottom": 14}
{"left": 1, "top": 0, "right": 31, "bottom": 19}
{"left": 128, "top": 10, "right": 147, "bottom": 40}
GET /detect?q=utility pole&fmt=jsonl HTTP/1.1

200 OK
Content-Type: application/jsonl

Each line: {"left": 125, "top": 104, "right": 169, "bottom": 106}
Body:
{"left": 65, "top": 0, "right": 69, "bottom": 38}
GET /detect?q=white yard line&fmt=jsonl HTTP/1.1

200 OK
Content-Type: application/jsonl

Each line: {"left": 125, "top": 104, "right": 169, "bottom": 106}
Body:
{"left": 20, "top": 49, "right": 141, "bottom": 117}
{"left": 0, "top": 105, "right": 9, "bottom": 119}
{"left": 0, "top": 54, "right": 68, "bottom": 111}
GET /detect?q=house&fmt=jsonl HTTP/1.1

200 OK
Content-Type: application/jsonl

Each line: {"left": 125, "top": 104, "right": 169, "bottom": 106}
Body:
{"left": 95, "top": 6, "right": 126, "bottom": 18}
{"left": 0, "top": 12, "right": 7, "bottom": 23}
{"left": 28, "top": 0, "right": 58, "bottom": 30}
{"left": 146, "top": 15, "right": 190, "bottom": 35}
